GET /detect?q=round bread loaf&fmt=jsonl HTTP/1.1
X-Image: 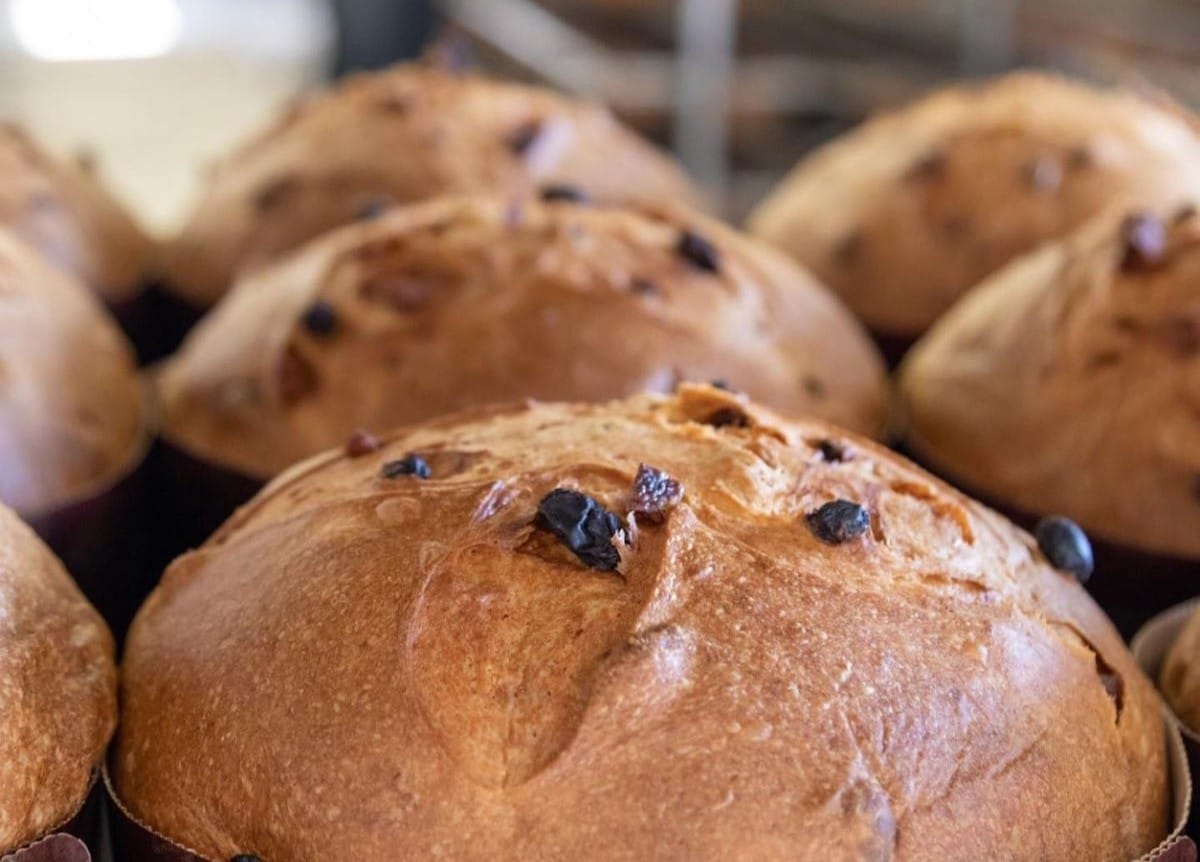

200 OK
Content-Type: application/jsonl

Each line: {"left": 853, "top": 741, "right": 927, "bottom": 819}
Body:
{"left": 155, "top": 194, "right": 886, "bottom": 479}
{"left": 0, "top": 501, "right": 116, "bottom": 854}
{"left": 0, "top": 123, "right": 151, "bottom": 306}
{"left": 747, "top": 72, "right": 1200, "bottom": 344}
{"left": 163, "top": 62, "right": 702, "bottom": 308}
{"left": 1160, "top": 606, "right": 1200, "bottom": 733}
{"left": 0, "top": 228, "right": 148, "bottom": 516}
{"left": 897, "top": 203, "right": 1200, "bottom": 562}
{"left": 118, "top": 385, "right": 1165, "bottom": 860}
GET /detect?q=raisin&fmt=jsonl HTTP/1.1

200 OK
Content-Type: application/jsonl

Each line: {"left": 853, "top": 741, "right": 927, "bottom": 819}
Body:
{"left": 344, "top": 429, "right": 381, "bottom": 457}
{"left": 631, "top": 464, "right": 683, "bottom": 519}
{"left": 1119, "top": 212, "right": 1166, "bottom": 271}
{"left": 508, "top": 119, "right": 543, "bottom": 156}
{"left": 630, "top": 276, "right": 659, "bottom": 296}
{"left": 357, "top": 197, "right": 391, "bottom": 220}
{"left": 254, "top": 174, "right": 298, "bottom": 211}
{"left": 540, "top": 184, "right": 590, "bottom": 204}
{"left": 380, "top": 454, "right": 431, "bottom": 479}
{"left": 806, "top": 500, "right": 870, "bottom": 544}
{"left": 537, "top": 488, "right": 625, "bottom": 571}
{"left": 815, "top": 439, "right": 848, "bottom": 462}
{"left": 1066, "top": 145, "right": 1093, "bottom": 170}
{"left": 677, "top": 229, "right": 721, "bottom": 274}
{"left": 1034, "top": 516, "right": 1094, "bottom": 583}
{"left": 704, "top": 407, "right": 749, "bottom": 429}
{"left": 905, "top": 150, "right": 946, "bottom": 181}
{"left": 834, "top": 231, "right": 862, "bottom": 265}
{"left": 300, "top": 301, "right": 338, "bottom": 337}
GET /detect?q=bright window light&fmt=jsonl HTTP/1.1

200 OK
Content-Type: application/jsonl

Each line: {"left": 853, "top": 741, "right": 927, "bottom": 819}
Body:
{"left": 10, "top": 0, "right": 182, "bottom": 62}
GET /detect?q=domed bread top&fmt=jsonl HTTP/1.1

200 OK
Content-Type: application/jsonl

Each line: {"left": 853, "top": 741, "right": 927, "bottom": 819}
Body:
{"left": 0, "top": 228, "right": 147, "bottom": 516}
{"left": 155, "top": 195, "right": 886, "bottom": 479}
{"left": 118, "top": 386, "right": 1165, "bottom": 861}
{"left": 162, "top": 63, "right": 703, "bottom": 308}
{"left": 897, "top": 203, "right": 1200, "bottom": 560}
{"left": 1160, "top": 605, "right": 1200, "bottom": 733}
{"left": 0, "top": 123, "right": 152, "bottom": 305}
{"left": 747, "top": 71, "right": 1200, "bottom": 340}
{"left": 0, "top": 502, "right": 116, "bottom": 854}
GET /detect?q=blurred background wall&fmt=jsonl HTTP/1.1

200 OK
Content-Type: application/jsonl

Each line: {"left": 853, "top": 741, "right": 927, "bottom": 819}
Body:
{"left": 0, "top": 0, "right": 1195, "bottom": 230}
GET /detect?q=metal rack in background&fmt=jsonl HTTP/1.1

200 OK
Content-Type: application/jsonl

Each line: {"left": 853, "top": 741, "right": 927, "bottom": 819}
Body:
{"left": 438, "top": 0, "right": 1200, "bottom": 218}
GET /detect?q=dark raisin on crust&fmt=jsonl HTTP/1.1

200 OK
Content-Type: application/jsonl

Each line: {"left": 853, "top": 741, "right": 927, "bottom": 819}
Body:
{"left": 1174, "top": 203, "right": 1197, "bottom": 225}
{"left": 1119, "top": 212, "right": 1166, "bottom": 272}
{"left": 803, "top": 376, "right": 826, "bottom": 399}
{"left": 709, "top": 379, "right": 736, "bottom": 393}
{"left": 904, "top": 150, "right": 946, "bottom": 182}
{"left": 230, "top": 856, "right": 261, "bottom": 862}
{"left": 1034, "top": 516, "right": 1094, "bottom": 583}
{"left": 380, "top": 454, "right": 431, "bottom": 479}
{"left": 357, "top": 197, "right": 391, "bottom": 220}
{"left": 508, "top": 119, "right": 543, "bottom": 156}
{"left": 815, "top": 439, "right": 848, "bottom": 462}
{"left": 540, "top": 184, "right": 590, "bottom": 204}
{"left": 631, "top": 464, "right": 683, "bottom": 519}
{"left": 300, "top": 301, "right": 338, "bottom": 337}
{"left": 1191, "top": 475, "right": 1200, "bottom": 505}
{"left": 834, "top": 231, "right": 862, "bottom": 266}
{"left": 939, "top": 214, "right": 970, "bottom": 240}
{"left": 806, "top": 500, "right": 870, "bottom": 544}
{"left": 254, "top": 174, "right": 299, "bottom": 211}
{"left": 537, "top": 488, "right": 625, "bottom": 571}
{"left": 630, "top": 276, "right": 660, "bottom": 296}
{"left": 704, "top": 407, "right": 749, "bottom": 429}
{"left": 677, "top": 229, "right": 721, "bottom": 274}
{"left": 1066, "top": 145, "right": 1093, "bottom": 170}
{"left": 344, "top": 429, "right": 381, "bottom": 457}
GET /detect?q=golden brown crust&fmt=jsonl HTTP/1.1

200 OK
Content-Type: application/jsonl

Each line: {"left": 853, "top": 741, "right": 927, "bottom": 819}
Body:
{"left": 163, "top": 63, "right": 703, "bottom": 308}
{"left": 155, "top": 195, "right": 886, "bottom": 479}
{"left": 0, "top": 502, "right": 116, "bottom": 854}
{"left": 0, "top": 124, "right": 152, "bottom": 305}
{"left": 747, "top": 71, "right": 1200, "bottom": 340}
{"left": 897, "top": 204, "right": 1200, "bottom": 560}
{"left": 0, "top": 229, "right": 148, "bottom": 516}
{"left": 1161, "top": 607, "right": 1200, "bottom": 733}
{"left": 119, "top": 385, "right": 1165, "bottom": 861}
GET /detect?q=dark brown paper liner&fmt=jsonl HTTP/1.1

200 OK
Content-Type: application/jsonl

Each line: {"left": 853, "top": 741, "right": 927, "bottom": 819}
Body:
{"left": 25, "top": 445, "right": 153, "bottom": 645}
{"left": 2, "top": 777, "right": 103, "bottom": 861}
{"left": 103, "top": 733, "right": 1194, "bottom": 862}
{"left": 1134, "top": 600, "right": 1200, "bottom": 846}
{"left": 133, "top": 282, "right": 205, "bottom": 364}
{"left": 144, "top": 439, "right": 263, "bottom": 583}
{"left": 894, "top": 442, "right": 1200, "bottom": 639}
{"left": 873, "top": 329, "right": 917, "bottom": 369}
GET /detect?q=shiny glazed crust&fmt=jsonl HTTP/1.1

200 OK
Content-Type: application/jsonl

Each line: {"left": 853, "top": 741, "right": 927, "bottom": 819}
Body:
{"left": 747, "top": 72, "right": 1200, "bottom": 339}
{"left": 897, "top": 204, "right": 1200, "bottom": 560}
{"left": 0, "top": 503, "right": 116, "bottom": 853}
{"left": 163, "top": 63, "right": 703, "bottom": 307}
{"left": 119, "top": 386, "right": 1166, "bottom": 861}
{"left": 156, "top": 195, "right": 886, "bottom": 479}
